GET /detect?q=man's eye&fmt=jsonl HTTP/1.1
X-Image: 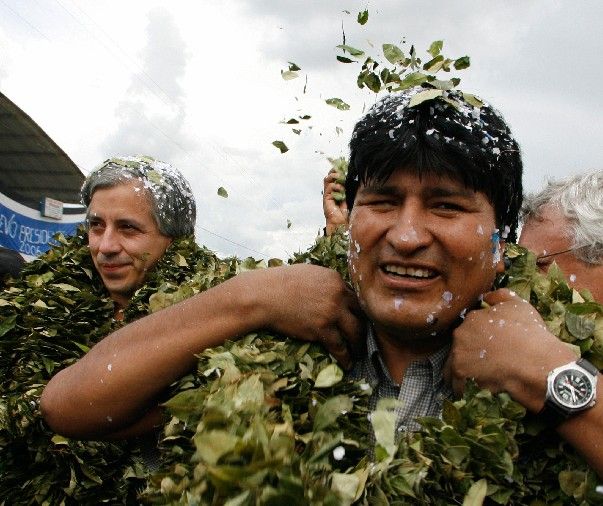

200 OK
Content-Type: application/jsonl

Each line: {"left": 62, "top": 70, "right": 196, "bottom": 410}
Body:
{"left": 366, "top": 198, "right": 396, "bottom": 207}
{"left": 120, "top": 224, "right": 141, "bottom": 232}
{"left": 434, "top": 202, "right": 463, "bottom": 211}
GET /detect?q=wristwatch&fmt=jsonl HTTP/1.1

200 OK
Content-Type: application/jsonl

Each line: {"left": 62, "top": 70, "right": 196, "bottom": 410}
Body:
{"left": 539, "top": 357, "right": 598, "bottom": 427}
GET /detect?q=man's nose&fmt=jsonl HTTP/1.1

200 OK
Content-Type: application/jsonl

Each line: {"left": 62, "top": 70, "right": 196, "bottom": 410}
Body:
{"left": 386, "top": 204, "right": 432, "bottom": 252}
{"left": 97, "top": 228, "right": 121, "bottom": 255}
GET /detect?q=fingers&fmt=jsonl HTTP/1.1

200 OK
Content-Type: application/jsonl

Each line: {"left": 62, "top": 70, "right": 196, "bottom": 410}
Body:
{"left": 319, "top": 327, "right": 353, "bottom": 369}
{"left": 443, "top": 346, "right": 468, "bottom": 396}
{"left": 324, "top": 182, "right": 346, "bottom": 201}
{"left": 481, "top": 288, "right": 526, "bottom": 306}
{"left": 324, "top": 170, "right": 345, "bottom": 196}
{"left": 335, "top": 290, "right": 366, "bottom": 356}
{"left": 323, "top": 168, "right": 340, "bottom": 185}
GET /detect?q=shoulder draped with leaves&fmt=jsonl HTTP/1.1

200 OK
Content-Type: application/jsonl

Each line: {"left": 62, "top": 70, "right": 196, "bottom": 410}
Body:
{"left": 0, "top": 227, "right": 231, "bottom": 504}
{"left": 141, "top": 236, "right": 603, "bottom": 505}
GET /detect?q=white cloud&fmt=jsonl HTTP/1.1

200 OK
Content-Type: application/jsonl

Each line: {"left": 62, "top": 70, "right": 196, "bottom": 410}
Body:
{"left": 0, "top": 0, "right": 601, "bottom": 259}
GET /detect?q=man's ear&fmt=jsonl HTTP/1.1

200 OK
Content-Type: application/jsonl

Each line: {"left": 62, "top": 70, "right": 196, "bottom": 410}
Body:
{"left": 496, "top": 240, "right": 506, "bottom": 274}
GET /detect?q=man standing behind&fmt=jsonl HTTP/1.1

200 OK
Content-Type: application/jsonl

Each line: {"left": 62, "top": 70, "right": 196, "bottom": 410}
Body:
{"left": 520, "top": 170, "right": 603, "bottom": 302}
{"left": 41, "top": 159, "right": 362, "bottom": 439}
{"left": 80, "top": 156, "right": 196, "bottom": 316}
{"left": 2, "top": 154, "right": 362, "bottom": 503}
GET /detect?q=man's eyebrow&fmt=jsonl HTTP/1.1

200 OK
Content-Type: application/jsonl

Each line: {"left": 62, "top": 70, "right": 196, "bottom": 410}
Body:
{"left": 358, "top": 183, "right": 402, "bottom": 197}
{"left": 425, "top": 186, "right": 477, "bottom": 199}
{"left": 115, "top": 218, "right": 144, "bottom": 227}
{"left": 359, "top": 182, "right": 477, "bottom": 199}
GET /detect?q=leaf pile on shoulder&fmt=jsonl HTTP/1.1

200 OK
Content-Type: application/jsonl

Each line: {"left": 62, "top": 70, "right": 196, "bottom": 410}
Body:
{"left": 0, "top": 229, "right": 221, "bottom": 504}
{"left": 143, "top": 333, "right": 373, "bottom": 505}
{"left": 143, "top": 242, "right": 603, "bottom": 505}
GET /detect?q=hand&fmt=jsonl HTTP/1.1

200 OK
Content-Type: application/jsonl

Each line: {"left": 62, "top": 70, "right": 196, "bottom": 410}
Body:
{"left": 323, "top": 169, "right": 348, "bottom": 235}
{"left": 247, "top": 264, "right": 365, "bottom": 369}
{"left": 446, "top": 288, "right": 577, "bottom": 412}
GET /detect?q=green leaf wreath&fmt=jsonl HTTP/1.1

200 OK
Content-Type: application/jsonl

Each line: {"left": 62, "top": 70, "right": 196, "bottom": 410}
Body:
{"left": 3, "top": 225, "right": 599, "bottom": 504}
{"left": 137, "top": 235, "right": 603, "bottom": 505}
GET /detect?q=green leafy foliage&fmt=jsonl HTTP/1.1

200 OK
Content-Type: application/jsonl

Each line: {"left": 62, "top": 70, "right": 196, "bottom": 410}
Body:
{"left": 2, "top": 228, "right": 603, "bottom": 504}
{"left": 0, "top": 228, "right": 140, "bottom": 504}
{"left": 335, "top": 38, "right": 470, "bottom": 98}
{"left": 0, "top": 229, "right": 236, "bottom": 504}
{"left": 140, "top": 242, "right": 603, "bottom": 504}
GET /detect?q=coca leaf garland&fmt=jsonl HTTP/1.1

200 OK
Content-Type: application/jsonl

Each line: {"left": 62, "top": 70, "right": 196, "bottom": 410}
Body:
{"left": 1, "top": 228, "right": 602, "bottom": 504}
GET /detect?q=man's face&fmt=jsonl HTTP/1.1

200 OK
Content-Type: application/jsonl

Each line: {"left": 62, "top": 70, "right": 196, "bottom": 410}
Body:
{"left": 87, "top": 181, "right": 172, "bottom": 308}
{"left": 519, "top": 204, "right": 603, "bottom": 301}
{"left": 347, "top": 170, "right": 504, "bottom": 346}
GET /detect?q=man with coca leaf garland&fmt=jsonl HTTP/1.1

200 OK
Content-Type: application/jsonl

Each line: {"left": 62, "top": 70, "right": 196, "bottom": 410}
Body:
{"left": 42, "top": 88, "right": 603, "bottom": 500}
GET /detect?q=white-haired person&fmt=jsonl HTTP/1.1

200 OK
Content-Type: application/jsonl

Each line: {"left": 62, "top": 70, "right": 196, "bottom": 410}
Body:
{"left": 520, "top": 170, "right": 603, "bottom": 302}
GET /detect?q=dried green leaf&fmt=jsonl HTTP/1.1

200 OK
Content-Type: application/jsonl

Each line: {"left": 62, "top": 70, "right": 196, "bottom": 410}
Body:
{"left": 314, "top": 363, "right": 344, "bottom": 388}
{"left": 382, "top": 43, "right": 404, "bottom": 65}
{"left": 454, "top": 55, "right": 471, "bottom": 70}
{"left": 325, "top": 98, "right": 350, "bottom": 110}
{"left": 336, "top": 44, "right": 365, "bottom": 57}
{"left": 0, "top": 314, "right": 17, "bottom": 337}
{"left": 313, "top": 395, "right": 353, "bottom": 431}
{"left": 281, "top": 70, "right": 299, "bottom": 80}
{"left": 408, "top": 89, "right": 444, "bottom": 107}
{"left": 357, "top": 10, "right": 369, "bottom": 25}
{"left": 193, "top": 430, "right": 240, "bottom": 465}
{"left": 462, "top": 92, "right": 484, "bottom": 108}
{"left": 463, "top": 479, "right": 488, "bottom": 506}
{"left": 272, "top": 140, "right": 289, "bottom": 153}
{"left": 427, "top": 40, "right": 443, "bottom": 58}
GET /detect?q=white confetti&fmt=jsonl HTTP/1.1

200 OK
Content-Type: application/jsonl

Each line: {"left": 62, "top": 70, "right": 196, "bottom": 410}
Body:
{"left": 332, "top": 446, "right": 346, "bottom": 461}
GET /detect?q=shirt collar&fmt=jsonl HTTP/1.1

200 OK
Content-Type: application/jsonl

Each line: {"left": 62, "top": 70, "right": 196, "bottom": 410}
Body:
{"left": 365, "top": 324, "right": 451, "bottom": 386}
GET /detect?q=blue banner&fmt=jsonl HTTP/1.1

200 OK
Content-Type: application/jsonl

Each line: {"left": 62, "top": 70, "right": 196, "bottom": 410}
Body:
{"left": 0, "top": 192, "right": 85, "bottom": 259}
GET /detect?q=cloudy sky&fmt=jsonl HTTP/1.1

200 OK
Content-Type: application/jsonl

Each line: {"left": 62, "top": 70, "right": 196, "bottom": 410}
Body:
{"left": 1, "top": 0, "right": 601, "bottom": 259}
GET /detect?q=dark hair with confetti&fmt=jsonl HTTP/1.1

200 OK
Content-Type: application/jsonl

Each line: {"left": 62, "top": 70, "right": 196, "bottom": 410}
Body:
{"left": 81, "top": 155, "right": 196, "bottom": 238}
{"left": 345, "top": 88, "right": 523, "bottom": 241}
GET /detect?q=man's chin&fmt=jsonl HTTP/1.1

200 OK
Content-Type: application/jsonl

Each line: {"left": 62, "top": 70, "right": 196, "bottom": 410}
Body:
{"left": 366, "top": 306, "right": 455, "bottom": 341}
{"left": 104, "top": 282, "right": 136, "bottom": 301}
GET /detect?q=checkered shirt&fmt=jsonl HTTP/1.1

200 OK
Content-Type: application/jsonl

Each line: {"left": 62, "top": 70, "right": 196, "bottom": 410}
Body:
{"left": 349, "top": 326, "right": 453, "bottom": 432}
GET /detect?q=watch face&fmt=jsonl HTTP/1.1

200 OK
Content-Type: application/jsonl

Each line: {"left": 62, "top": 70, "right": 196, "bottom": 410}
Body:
{"left": 552, "top": 368, "right": 595, "bottom": 409}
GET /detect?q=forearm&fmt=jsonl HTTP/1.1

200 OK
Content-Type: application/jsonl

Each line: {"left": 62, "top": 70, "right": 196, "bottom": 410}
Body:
{"left": 479, "top": 347, "right": 603, "bottom": 479}
{"left": 556, "top": 387, "right": 603, "bottom": 479}
{"left": 41, "top": 264, "right": 361, "bottom": 439}
{"left": 41, "top": 271, "right": 266, "bottom": 438}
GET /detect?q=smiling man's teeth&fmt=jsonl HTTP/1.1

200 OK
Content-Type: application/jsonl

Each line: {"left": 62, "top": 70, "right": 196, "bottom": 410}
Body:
{"left": 385, "top": 265, "right": 435, "bottom": 278}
